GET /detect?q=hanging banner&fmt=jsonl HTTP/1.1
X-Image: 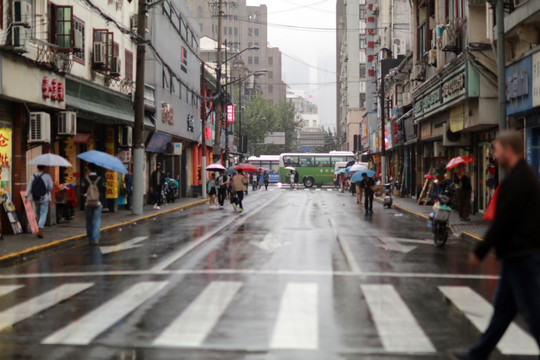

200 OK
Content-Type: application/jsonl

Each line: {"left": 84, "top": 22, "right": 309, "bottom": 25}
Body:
{"left": 105, "top": 128, "right": 118, "bottom": 199}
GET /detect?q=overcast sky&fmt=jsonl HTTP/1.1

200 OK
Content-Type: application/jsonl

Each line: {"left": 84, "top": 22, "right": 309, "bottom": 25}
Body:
{"left": 247, "top": 0, "right": 337, "bottom": 131}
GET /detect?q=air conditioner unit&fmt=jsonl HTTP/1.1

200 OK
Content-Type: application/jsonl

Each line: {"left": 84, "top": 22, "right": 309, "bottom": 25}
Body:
{"left": 120, "top": 126, "right": 132, "bottom": 147}
{"left": 29, "top": 112, "right": 51, "bottom": 143}
{"left": 110, "top": 56, "right": 121, "bottom": 76}
{"left": 13, "top": 0, "right": 31, "bottom": 25}
{"left": 57, "top": 111, "right": 77, "bottom": 136}
{"left": 130, "top": 14, "right": 148, "bottom": 32}
{"left": 441, "top": 28, "right": 458, "bottom": 52}
{"left": 74, "top": 28, "right": 83, "bottom": 51}
{"left": 93, "top": 42, "right": 106, "bottom": 65}
{"left": 428, "top": 49, "right": 437, "bottom": 66}
{"left": 443, "top": 123, "right": 470, "bottom": 147}
{"left": 411, "top": 63, "right": 425, "bottom": 81}
{"left": 12, "top": 25, "right": 29, "bottom": 52}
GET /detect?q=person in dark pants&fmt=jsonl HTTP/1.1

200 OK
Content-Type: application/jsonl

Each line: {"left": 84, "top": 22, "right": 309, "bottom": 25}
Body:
{"left": 360, "top": 173, "right": 375, "bottom": 214}
{"left": 263, "top": 171, "right": 270, "bottom": 190}
{"left": 150, "top": 162, "right": 165, "bottom": 210}
{"left": 451, "top": 131, "right": 540, "bottom": 360}
{"left": 454, "top": 164, "right": 472, "bottom": 221}
{"left": 232, "top": 169, "right": 247, "bottom": 212}
{"left": 217, "top": 170, "right": 228, "bottom": 208}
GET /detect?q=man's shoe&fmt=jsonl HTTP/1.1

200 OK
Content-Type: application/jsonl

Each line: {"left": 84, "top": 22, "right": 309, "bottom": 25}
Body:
{"left": 156, "top": 206, "right": 160, "bottom": 210}
{"left": 448, "top": 351, "right": 474, "bottom": 360}
{"left": 153, "top": 204, "right": 158, "bottom": 209}
{"left": 37, "top": 228, "right": 44, "bottom": 239}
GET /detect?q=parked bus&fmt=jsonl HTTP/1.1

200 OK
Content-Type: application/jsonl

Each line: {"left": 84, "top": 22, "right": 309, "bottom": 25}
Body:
{"left": 278, "top": 151, "right": 355, "bottom": 188}
{"left": 247, "top": 155, "right": 280, "bottom": 182}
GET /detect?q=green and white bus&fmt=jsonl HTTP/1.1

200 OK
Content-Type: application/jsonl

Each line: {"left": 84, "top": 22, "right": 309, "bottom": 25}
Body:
{"left": 278, "top": 151, "right": 355, "bottom": 188}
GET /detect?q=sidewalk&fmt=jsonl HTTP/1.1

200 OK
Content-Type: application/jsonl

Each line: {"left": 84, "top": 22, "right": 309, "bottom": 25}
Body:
{"left": 380, "top": 196, "right": 489, "bottom": 242}
{"left": 0, "top": 197, "right": 208, "bottom": 264}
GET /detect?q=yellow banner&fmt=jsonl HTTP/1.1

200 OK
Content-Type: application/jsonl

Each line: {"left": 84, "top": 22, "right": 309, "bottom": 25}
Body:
{"left": 105, "top": 128, "right": 118, "bottom": 199}
{"left": 449, "top": 104, "right": 464, "bottom": 133}
{"left": 0, "top": 128, "right": 11, "bottom": 195}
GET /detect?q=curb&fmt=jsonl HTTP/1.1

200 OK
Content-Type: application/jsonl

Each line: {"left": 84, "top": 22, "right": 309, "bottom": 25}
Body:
{"left": 375, "top": 198, "right": 484, "bottom": 242}
{"left": 0, "top": 198, "right": 209, "bottom": 266}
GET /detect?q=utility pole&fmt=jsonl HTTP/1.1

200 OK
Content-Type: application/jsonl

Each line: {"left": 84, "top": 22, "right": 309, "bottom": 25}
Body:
{"left": 201, "top": 62, "right": 207, "bottom": 198}
{"left": 496, "top": 0, "right": 506, "bottom": 133}
{"left": 213, "top": 0, "right": 224, "bottom": 163}
{"left": 380, "top": 74, "right": 386, "bottom": 184}
{"left": 132, "top": 0, "right": 148, "bottom": 215}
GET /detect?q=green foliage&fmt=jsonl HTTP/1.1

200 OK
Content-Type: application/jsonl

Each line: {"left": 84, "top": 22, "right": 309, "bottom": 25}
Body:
{"left": 236, "top": 95, "right": 301, "bottom": 156}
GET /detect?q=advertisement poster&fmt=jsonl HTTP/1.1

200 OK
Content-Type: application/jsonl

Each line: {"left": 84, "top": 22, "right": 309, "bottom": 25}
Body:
{"left": 105, "top": 128, "right": 118, "bottom": 199}
{"left": 0, "top": 127, "right": 12, "bottom": 195}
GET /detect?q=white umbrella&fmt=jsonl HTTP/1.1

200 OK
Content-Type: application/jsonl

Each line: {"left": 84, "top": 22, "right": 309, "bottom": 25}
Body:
{"left": 285, "top": 166, "right": 296, "bottom": 171}
{"left": 206, "top": 163, "right": 226, "bottom": 171}
{"left": 347, "top": 163, "right": 368, "bottom": 173}
{"left": 27, "top": 153, "right": 72, "bottom": 167}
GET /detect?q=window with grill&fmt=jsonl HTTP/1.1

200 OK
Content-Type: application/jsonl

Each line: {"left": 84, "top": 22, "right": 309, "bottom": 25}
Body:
{"left": 93, "top": 29, "right": 114, "bottom": 70}
{"left": 73, "top": 17, "right": 85, "bottom": 63}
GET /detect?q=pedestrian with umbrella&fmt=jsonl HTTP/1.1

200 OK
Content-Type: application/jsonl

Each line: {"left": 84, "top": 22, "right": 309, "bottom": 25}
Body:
{"left": 77, "top": 150, "right": 128, "bottom": 246}
{"left": 25, "top": 154, "right": 72, "bottom": 238}
{"left": 447, "top": 156, "right": 475, "bottom": 221}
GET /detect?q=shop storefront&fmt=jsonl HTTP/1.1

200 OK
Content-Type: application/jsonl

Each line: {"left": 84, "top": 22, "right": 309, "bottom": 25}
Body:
{"left": 0, "top": 53, "right": 66, "bottom": 220}
{"left": 507, "top": 49, "right": 540, "bottom": 179}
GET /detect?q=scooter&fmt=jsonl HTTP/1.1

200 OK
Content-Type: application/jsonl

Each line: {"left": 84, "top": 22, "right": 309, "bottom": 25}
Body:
{"left": 383, "top": 183, "right": 393, "bottom": 208}
{"left": 428, "top": 193, "right": 452, "bottom": 247}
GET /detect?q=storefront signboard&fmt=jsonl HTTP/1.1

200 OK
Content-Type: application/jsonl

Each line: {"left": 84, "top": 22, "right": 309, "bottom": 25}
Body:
{"left": 105, "top": 128, "right": 118, "bottom": 199}
{"left": 449, "top": 104, "right": 465, "bottom": 132}
{"left": 0, "top": 127, "right": 11, "bottom": 195}
{"left": 532, "top": 51, "right": 540, "bottom": 108}
{"left": 506, "top": 56, "right": 533, "bottom": 116}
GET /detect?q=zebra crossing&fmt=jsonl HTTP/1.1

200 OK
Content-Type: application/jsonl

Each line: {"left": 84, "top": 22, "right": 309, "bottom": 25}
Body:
{"left": 0, "top": 282, "right": 537, "bottom": 355}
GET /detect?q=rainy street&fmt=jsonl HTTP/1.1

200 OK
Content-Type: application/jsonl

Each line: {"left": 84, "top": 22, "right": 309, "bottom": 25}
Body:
{"left": 0, "top": 187, "right": 536, "bottom": 360}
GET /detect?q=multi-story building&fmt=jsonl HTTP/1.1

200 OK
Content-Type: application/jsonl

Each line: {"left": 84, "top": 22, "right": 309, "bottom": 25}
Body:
{"left": 146, "top": 0, "right": 201, "bottom": 198}
{"left": 185, "top": 0, "right": 286, "bottom": 104}
{"left": 406, "top": 0, "right": 499, "bottom": 212}
{"left": 0, "top": 0, "right": 139, "bottom": 215}
{"left": 504, "top": 1, "right": 540, "bottom": 177}
{"left": 287, "top": 90, "right": 324, "bottom": 152}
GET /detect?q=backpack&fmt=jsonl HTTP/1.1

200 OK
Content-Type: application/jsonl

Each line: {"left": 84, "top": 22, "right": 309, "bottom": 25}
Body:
{"left": 31, "top": 173, "right": 47, "bottom": 201}
{"left": 86, "top": 176, "right": 101, "bottom": 206}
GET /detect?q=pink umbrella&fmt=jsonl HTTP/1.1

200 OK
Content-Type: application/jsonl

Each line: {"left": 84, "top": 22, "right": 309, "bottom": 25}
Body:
{"left": 446, "top": 156, "right": 475, "bottom": 170}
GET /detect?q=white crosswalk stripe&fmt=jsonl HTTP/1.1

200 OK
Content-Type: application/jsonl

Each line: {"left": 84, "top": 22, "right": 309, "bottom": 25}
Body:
{"left": 152, "top": 281, "right": 242, "bottom": 347}
{"left": 42, "top": 281, "right": 168, "bottom": 345}
{"left": 0, "top": 284, "right": 24, "bottom": 297}
{"left": 439, "top": 286, "right": 540, "bottom": 355}
{"left": 0, "top": 283, "right": 93, "bottom": 331}
{"left": 270, "top": 282, "right": 318, "bottom": 350}
{"left": 361, "top": 284, "right": 436, "bottom": 353}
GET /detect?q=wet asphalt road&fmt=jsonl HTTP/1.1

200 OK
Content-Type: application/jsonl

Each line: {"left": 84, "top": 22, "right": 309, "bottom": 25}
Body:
{"left": 0, "top": 187, "right": 537, "bottom": 360}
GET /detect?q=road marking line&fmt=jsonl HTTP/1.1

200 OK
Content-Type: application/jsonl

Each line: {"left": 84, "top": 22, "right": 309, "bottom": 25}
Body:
{"left": 377, "top": 237, "right": 418, "bottom": 254}
{"left": 151, "top": 193, "right": 281, "bottom": 271}
{"left": 0, "top": 270, "right": 501, "bottom": 280}
{"left": 0, "top": 283, "right": 94, "bottom": 331}
{"left": 153, "top": 281, "right": 242, "bottom": 347}
{"left": 330, "top": 218, "right": 362, "bottom": 273}
{"left": 361, "top": 284, "right": 435, "bottom": 353}
{"left": 42, "top": 281, "right": 168, "bottom": 345}
{"left": 270, "top": 282, "right": 318, "bottom": 350}
{"left": 439, "top": 286, "right": 539, "bottom": 355}
{"left": 100, "top": 236, "right": 149, "bottom": 255}
{"left": 0, "top": 284, "right": 24, "bottom": 297}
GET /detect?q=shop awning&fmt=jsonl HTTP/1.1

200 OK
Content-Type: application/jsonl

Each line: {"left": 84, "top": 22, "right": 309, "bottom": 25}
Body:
{"left": 65, "top": 75, "right": 134, "bottom": 124}
{"left": 146, "top": 132, "right": 172, "bottom": 153}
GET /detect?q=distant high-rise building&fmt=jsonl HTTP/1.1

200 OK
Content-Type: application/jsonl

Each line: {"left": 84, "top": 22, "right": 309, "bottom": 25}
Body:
{"left": 185, "top": 0, "right": 286, "bottom": 104}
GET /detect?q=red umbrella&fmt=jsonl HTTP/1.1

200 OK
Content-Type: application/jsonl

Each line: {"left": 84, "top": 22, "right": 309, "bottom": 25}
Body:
{"left": 446, "top": 156, "right": 475, "bottom": 170}
{"left": 234, "top": 163, "right": 258, "bottom": 172}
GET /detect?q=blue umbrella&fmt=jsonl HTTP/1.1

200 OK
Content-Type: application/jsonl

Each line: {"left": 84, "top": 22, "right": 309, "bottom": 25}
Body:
{"left": 351, "top": 169, "right": 376, "bottom": 182}
{"left": 77, "top": 150, "right": 128, "bottom": 174}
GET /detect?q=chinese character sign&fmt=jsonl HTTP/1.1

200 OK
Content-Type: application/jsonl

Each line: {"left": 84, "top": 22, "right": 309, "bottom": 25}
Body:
{"left": 227, "top": 105, "right": 235, "bottom": 123}
{"left": 105, "top": 128, "right": 118, "bottom": 199}
{"left": 0, "top": 128, "right": 11, "bottom": 195}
